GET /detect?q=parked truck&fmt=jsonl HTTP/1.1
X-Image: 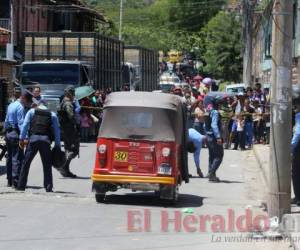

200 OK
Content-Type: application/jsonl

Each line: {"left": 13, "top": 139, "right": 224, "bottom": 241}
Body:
{"left": 123, "top": 45, "right": 159, "bottom": 91}
{"left": 18, "top": 32, "right": 124, "bottom": 109}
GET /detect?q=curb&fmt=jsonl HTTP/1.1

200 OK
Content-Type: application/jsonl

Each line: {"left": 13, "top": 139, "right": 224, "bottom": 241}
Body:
{"left": 252, "top": 145, "right": 269, "bottom": 187}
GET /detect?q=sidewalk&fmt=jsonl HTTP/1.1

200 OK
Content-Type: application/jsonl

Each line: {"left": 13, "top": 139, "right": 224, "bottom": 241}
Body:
{"left": 252, "top": 144, "right": 300, "bottom": 250}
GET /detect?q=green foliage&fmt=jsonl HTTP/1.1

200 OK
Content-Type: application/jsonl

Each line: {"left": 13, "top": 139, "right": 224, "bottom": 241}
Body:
{"left": 85, "top": 1, "right": 243, "bottom": 81}
{"left": 255, "top": 0, "right": 273, "bottom": 11}
{"left": 168, "top": 0, "right": 226, "bottom": 32}
{"left": 200, "top": 11, "right": 243, "bottom": 82}
{"left": 86, "top": 0, "right": 227, "bottom": 50}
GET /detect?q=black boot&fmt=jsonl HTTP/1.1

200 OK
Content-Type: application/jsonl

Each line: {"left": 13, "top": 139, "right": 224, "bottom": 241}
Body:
{"left": 45, "top": 184, "right": 53, "bottom": 192}
{"left": 60, "top": 161, "right": 77, "bottom": 178}
{"left": 7, "top": 179, "right": 12, "bottom": 187}
{"left": 208, "top": 172, "right": 220, "bottom": 182}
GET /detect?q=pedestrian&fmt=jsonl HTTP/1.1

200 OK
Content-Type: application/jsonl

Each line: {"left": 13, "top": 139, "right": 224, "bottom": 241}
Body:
{"left": 32, "top": 85, "right": 44, "bottom": 103}
{"left": 243, "top": 99, "right": 255, "bottom": 148}
{"left": 233, "top": 114, "right": 246, "bottom": 150}
{"left": 17, "top": 102, "right": 61, "bottom": 192}
{"left": 80, "top": 110, "right": 93, "bottom": 142}
{"left": 187, "top": 128, "right": 206, "bottom": 178}
{"left": 254, "top": 83, "right": 265, "bottom": 105}
{"left": 4, "top": 91, "right": 32, "bottom": 187}
{"left": 204, "top": 98, "right": 224, "bottom": 182}
{"left": 57, "top": 87, "right": 80, "bottom": 178}
{"left": 246, "top": 87, "right": 254, "bottom": 102}
{"left": 253, "top": 100, "right": 264, "bottom": 144}
{"left": 192, "top": 100, "right": 205, "bottom": 135}
{"left": 219, "top": 97, "right": 233, "bottom": 149}
{"left": 291, "top": 99, "right": 300, "bottom": 206}
{"left": 183, "top": 90, "right": 196, "bottom": 128}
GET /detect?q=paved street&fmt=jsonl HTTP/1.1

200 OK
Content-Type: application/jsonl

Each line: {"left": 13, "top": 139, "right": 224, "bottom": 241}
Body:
{"left": 0, "top": 144, "right": 291, "bottom": 250}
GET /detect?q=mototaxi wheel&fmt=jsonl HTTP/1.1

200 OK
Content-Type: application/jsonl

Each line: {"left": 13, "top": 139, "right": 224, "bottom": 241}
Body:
{"left": 95, "top": 193, "right": 106, "bottom": 203}
{"left": 159, "top": 184, "right": 179, "bottom": 205}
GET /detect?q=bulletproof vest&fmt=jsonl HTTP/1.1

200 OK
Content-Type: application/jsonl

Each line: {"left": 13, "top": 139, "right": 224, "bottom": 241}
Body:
{"left": 30, "top": 109, "right": 52, "bottom": 137}
{"left": 204, "top": 110, "right": 222, "bottom": 134}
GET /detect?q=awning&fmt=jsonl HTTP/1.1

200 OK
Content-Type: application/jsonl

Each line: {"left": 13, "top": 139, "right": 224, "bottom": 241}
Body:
{"left": 42, "top": 0, "right": 107, "bottom": 23}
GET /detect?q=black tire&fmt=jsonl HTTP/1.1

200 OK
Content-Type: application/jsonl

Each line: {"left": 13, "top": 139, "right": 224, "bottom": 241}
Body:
{"left": 160, "top": 185, "right": 179, "bottom": 206}
{"left": 95, "top": 193, "right": 105, "bottom": 203}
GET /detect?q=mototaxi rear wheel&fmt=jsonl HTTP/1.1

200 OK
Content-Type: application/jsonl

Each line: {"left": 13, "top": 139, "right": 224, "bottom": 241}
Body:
{"left": 95, "top": 193, "right": 105, "bottom": 203}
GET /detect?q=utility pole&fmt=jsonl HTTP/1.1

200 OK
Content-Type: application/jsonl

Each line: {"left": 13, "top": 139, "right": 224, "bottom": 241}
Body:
{"left": 268, "top": 0, "right": 293, "bottom": 220}
{"left": 119, "top": 0, "right": 124, "bottom": 40}
{"left": 242, "top": 0, "right": 255, "bottom": 88}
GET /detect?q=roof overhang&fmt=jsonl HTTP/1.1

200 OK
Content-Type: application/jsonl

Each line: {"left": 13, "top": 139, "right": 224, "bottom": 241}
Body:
{"left": 50, "top": 0, "right": 107, "bottom": 23}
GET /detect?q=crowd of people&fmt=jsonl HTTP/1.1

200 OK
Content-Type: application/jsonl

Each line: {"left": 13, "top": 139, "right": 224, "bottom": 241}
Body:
{"left": 171, "top": 77, "right": 271, "bottom": 150}
{"left": 163, "top": 75, "right": 271, "bottom": 182}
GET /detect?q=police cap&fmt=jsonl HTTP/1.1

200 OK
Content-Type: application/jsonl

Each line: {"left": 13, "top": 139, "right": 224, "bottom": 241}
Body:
{"left": 21, "top": 89, "right": 33, "bottom": 103}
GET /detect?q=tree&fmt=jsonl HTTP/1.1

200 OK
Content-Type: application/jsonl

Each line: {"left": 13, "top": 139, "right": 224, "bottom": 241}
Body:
{"left": 85, "top": 0, "right": 226, "bottom": 52}
{"left": 200, "top": 11, "right": 243, "bottom": 82}
{"left": 168, "top": 0, "right": 226, "bottom": 32}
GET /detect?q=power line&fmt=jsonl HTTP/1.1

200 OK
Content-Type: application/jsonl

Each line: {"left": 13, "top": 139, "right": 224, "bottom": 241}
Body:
{"left": 97, "top": 0, "right": 228, "bottom": 9}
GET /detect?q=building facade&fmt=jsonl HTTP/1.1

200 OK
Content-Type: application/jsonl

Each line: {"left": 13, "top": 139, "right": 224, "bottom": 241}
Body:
{"left": 0, "top": 0, "right": 106, "bottom": 58}
{"left": 252, "top": 0, "right": 299, "bottom": 86}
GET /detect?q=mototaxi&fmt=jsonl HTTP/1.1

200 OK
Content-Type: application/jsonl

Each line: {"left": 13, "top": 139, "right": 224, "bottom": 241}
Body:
{"left": 92, "top": 92, "right": 189, "bottom": 203}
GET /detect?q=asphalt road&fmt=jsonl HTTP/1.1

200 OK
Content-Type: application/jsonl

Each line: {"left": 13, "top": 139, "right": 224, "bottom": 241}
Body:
{"left": 0, "top": 143, "right": 291, "bottom": 250}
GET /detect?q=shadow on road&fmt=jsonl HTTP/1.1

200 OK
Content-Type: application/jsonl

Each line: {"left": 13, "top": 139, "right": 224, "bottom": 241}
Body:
{"left": 73, "top": 176, "right": 91, "bottom": 180}
{"left": 217, "top": 180, "right": 244, "bottom": 184}
{"left": 57, "top": 176, "right": 91, "bottom": 180}
{"left": 26, "top": 186, "right": 44, "bottom": 190}
{"left": 0, "top": 166, "right": 6, "bottom": 176}
{"left": 53, "top": 191, "right": 76, "bottom": 195}
{"left": 103, "top": 192, "right": 204, "bottom": 208}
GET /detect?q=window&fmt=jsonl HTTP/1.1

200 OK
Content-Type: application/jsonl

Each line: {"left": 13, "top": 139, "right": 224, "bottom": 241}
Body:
{"left": 293, "top": 1, "right": 297, "bottom": 39}
{"left": 80, "top": 65, "right": 89, "bottom": 85}
{"left": 21, "top": 63, "right": 80, "bottom": 85}
{"left": 122, "top": 113, "right": 153, "bottom": 129}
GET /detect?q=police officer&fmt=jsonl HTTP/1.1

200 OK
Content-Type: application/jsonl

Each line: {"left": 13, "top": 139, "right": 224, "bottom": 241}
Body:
{"left": 204, "top": 97, "right": 224, "bottom": 182}
{"left": 292, "top": 99, "right": 300, "bottom": 206}
{"left": 17, "top": 102, "right": 61, "bottom": 192}
{"left": 58, "top": 87, "right": 79, "bottom": 178}
{"left": 4, "top": 91, "right": 32, "bottom": 187}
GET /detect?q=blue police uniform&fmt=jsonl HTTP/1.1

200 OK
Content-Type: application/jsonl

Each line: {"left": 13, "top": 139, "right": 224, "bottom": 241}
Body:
{"left": 4, "top": 99, "right": 25, "bottom": 187}
{"left": 188, "top": 128, "right": 205, "bottom": 170}
{"left": 292, "top": 113, "right": 300, "bottom": 202}
{"left": 205, "top": 108, "right": 224, "bottom": 180}
{"left": 17, "top": 108, "right": 61, "bottom": 191}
